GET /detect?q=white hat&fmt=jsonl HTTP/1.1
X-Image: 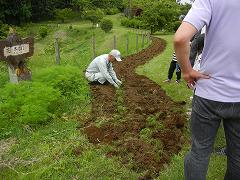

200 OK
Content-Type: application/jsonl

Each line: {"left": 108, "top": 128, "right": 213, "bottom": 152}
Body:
{"left": 109, "top": 49, "right": 122, "bottom": 62}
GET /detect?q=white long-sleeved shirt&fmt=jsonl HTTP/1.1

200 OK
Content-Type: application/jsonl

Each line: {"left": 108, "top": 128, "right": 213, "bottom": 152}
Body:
{"left": 86, "top": 54, "right": 118, "bottom": 85}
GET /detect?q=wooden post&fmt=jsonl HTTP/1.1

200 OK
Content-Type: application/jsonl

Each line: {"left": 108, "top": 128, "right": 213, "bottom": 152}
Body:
{"left": 8, "top": 65, "right": 18, "bottom": 83}
{"left": 92, "top": 34, "right": 96, "bottom": 58}
{"left": 114, "top": 35, "right": 117, "bottom": 49}
{"left": 55, "top": 37, "right": 60, "bottom": 65}
{"left": 141, "top": 33, "right": 144, "bottom": 49}
{"left": 126, "top": 33, "right": 129, "bottom": 55}
{"left": 136, "top": 33, "right": 138, "bottom": 52}
{"left": 148, "top": 32, "right": 151, "bottom": 43}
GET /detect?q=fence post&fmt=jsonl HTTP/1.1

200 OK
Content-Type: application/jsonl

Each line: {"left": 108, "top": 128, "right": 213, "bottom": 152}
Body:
{"left": 141, "top": 33, "right": 144, "bottom": 49}
{"left": 148, "top": 32, "right": 151, "bottom": 43}
{"left": 92, "top": 34, "right": 96, "bottom": 59}
{"left": 126, "top": 33, "right": 129, "bottom": 55}
{"left": 114, "top": 35, "right": 117, "bottom": 49}
{"left": 55, "top": 37, "right": 60, "bottom": 65}
{"left": 136, "top": 33, "right": 138, "bottom": 52}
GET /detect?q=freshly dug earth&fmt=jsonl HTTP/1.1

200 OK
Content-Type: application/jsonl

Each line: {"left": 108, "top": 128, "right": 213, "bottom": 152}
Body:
{"left": 84, "top": 37, "right": 186, "bottom": 178}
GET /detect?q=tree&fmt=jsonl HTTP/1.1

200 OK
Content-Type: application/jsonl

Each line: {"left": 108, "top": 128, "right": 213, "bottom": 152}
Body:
{"left": 0, "top": 0, "right": 31, "bottom": 25}
{"left": 71, "top": 0, "right": 91, "bottom": 14}
{"left": 54, "top": 8, "right": 74, "bottom": 23}
{"left": 100, "top": 19, "right": 113, "bottom": 33}
{"left": 84, "top": 9, "right": 104, "bottom": 27}
{"left": 141, "top": 0, "right": 180, "bottom": 34}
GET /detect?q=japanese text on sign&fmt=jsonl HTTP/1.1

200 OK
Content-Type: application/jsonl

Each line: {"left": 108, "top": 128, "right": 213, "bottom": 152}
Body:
{"left": 3, "top": 44, "right": 30, "bottom": 57}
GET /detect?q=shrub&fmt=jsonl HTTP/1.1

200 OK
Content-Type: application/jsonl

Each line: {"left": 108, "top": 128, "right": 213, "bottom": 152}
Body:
{"left": 120, "top": 17, "right": 144, "bottom": 29}
{"left": 39, "top": 26, "right": 48, "bottom": 38}
{"left": 84, "top": 9, "right": 104, "bottom": 26}
{"left": 100, "top": 19, "right": 113, "bottom": 33}
{"left": 33, "top": 66, "right": 90, "bottom": 115}
{"left": 0, "top": 82, "right": 61, "bottom": 139}
{"left": 0, "top": 23, "right": 9, "bottom": 39}
{"left": 54, "top": 8, "right": 75, "bottom": 23}
{"left": 104, "top": 8, "right": 120, "bottom": 15}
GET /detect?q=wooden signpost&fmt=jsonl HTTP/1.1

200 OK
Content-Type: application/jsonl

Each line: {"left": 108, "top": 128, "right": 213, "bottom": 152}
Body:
{"left": 0, "top": 29, "right": 34, "bottom": 83}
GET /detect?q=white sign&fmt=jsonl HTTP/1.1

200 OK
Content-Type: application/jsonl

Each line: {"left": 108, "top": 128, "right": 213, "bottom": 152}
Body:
{"left": 3, "top": 44, "right": 30, "bottom": 57}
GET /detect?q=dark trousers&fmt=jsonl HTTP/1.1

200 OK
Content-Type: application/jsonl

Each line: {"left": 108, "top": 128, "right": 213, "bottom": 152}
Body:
{"left": 167, "top": 61, "right": 181, "bottom": 80}
{"left": 185, "top": 95, "right": 240, "bottom": 180}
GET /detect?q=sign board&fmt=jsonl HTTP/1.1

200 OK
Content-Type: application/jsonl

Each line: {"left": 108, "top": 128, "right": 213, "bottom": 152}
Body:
{"left": 0, "top": 33, "right": 34, "bottom": 83}
{"left": 0, "top": 37, "right": 34, "bottom": 61}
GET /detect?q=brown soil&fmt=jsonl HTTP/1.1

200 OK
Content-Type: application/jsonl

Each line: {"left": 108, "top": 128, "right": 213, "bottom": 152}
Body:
{"left": 83, "top": 37, "right": 186, "bottom": 178}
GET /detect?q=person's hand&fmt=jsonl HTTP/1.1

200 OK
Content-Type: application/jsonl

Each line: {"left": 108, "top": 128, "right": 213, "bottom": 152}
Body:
{"left": 183, "top": 69, "right": 210, "bottom": 88}
{"left": 113, "top": 83, "right": 119, "bottom": 88}
{"left": 116, "top": 79, "right": 122, "bottom": 86}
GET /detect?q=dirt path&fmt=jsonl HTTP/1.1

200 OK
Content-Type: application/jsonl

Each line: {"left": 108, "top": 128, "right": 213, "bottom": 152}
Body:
{"left": 84, "top": 37, "right": 186, "bottom": 178}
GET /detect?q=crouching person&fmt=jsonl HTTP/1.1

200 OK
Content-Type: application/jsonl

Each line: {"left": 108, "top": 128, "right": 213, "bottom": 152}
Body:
{"left": 85, "top": 49, "right": 122, "bottom": 88}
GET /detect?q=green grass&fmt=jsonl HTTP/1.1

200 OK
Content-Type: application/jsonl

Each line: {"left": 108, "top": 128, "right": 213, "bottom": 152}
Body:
{"left": 0, "top": 14, "right": 149, "bottom": 179}
{"left": 137, "top": 34, "right": 227, "bottom": 180}
{"left": 0, "top": 120, "right": 140, "bottom": 179}
{"left": 0, "top": 14, "right": 226, "bottom": 179}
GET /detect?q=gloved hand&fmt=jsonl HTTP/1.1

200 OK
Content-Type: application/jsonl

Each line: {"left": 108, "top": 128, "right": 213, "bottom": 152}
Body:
{"left": 116, "top": 79, "right": 122, "bottom": 86}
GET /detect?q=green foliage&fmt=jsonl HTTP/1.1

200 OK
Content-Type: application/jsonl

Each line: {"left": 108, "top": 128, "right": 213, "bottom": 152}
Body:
{"left": 121, "top": 17, "right": 145, "bottom": 29}
{"left": 180, "top": 4, "right": 191, "bottom": 15}
{"left": 100, "top": 18, "right": 113, "bottom": 33}
{"left": 0, "top": 23, "right": 9, "bottom": 39}
{"left": 141, "top": 0, "right": 180, "bottom": 34}
{"left": 0, "top": 120, "right": 140, "bottom": 179}
{"left": 39, "top": 26, "right": 48, "bottom": 38}
{"left": 54, "top": 8, "right": 75, "bottom": 23}
{"left": 103, "top": 8, "right": 120, "bottom": 15}
{"left": 0, "top": 0, "right": 31, "bottom": 25}
{"left": 140, "top": 128, "right": 152, "bottom": 142}
{"left": 0, "top": 82, "right": 61, "bottom": 139}
{"left": 0, "top": 62, "right": 8, "bottom": 88}
{"left": 33, "top": 66, "right": 90, "bottom": 115}
{"left": 84, "top": 9, "right": 104, "bottom": 26}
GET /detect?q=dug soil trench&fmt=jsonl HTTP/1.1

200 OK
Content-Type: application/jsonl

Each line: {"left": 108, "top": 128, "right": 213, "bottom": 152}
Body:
{"left": 84, "top": 37, "right": 186, "bottom": 179}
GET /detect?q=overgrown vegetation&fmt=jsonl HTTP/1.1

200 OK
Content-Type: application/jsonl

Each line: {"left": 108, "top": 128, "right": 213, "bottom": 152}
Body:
{"left": 100, "top": 19, "right": 113, "bottom": 33}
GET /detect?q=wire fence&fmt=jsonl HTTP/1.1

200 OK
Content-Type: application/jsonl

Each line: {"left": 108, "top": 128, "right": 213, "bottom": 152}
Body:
{"left": 54, "top": 30, "right": 151, "bottom": 65}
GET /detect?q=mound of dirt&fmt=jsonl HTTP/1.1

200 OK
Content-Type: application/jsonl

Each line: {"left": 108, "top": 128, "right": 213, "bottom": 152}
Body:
{"left": 83, "top": 37, "right": 186, "bottom": 178}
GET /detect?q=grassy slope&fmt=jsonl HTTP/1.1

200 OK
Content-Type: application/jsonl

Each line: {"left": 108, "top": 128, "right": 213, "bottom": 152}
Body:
{"left": 137, "top": 34, "right": 227, "bottom": 180}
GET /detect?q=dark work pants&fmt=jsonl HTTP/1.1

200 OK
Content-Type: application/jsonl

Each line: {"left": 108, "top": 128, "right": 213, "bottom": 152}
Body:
{"left": 185, "top": 95, "right": 240, "bottom": 180}
{"left": 167, "top": 61, "right": 181, "bottom": 80}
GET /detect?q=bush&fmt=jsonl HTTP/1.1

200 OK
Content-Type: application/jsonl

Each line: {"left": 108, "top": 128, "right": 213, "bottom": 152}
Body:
{"left": 54, "top": 8, "right": 75, "bottom": 23}
{"left": 100, "top": 19, "right": 113, "bottom": 33}
{"left": 84, "top": 9, "right": 104, "bottom": 26}
{"left": 33, "top": 66, "right": 90, "bottom": 115}
{"left": 39, "top": 26, "right": 48, "bottom": 38}
{"left": 0, "top": 23, "right": 9, "bottom": 39}
{"left": 0, "top": 82, "right": 61, "bottom": 139}
{"left": 104, "top": 8, "right": 120, "bottom": 15}
{"left": 120, "top": 17, "right": 144, "bottom": 29}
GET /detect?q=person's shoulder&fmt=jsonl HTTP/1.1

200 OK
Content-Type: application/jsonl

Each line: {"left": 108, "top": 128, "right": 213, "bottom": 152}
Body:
{"left": 97, "top": 54, "right": 108, "bottom": 60}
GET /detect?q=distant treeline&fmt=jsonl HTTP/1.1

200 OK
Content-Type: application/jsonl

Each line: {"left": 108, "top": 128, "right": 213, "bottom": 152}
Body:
{"left": 0, "top": 0, "right": 124, "bottom": 25}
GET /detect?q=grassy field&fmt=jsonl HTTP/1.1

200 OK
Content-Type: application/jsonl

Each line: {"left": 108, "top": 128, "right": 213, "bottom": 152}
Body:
{"left": 0, "top": 14, "right": 149, "bottom": 179}
{"left": 0, "top": 14, "right": 227, "bottom": 179}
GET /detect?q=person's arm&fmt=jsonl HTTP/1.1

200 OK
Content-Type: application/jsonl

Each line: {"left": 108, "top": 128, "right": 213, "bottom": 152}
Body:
{"left": 98, "top": 61, "right": 119, "bottom": 87}
{"left": 108, "top": 64, "right": 122, "bottom": 85}
{"left": 174, "top": 22, "right": 209, "bottom": 87}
